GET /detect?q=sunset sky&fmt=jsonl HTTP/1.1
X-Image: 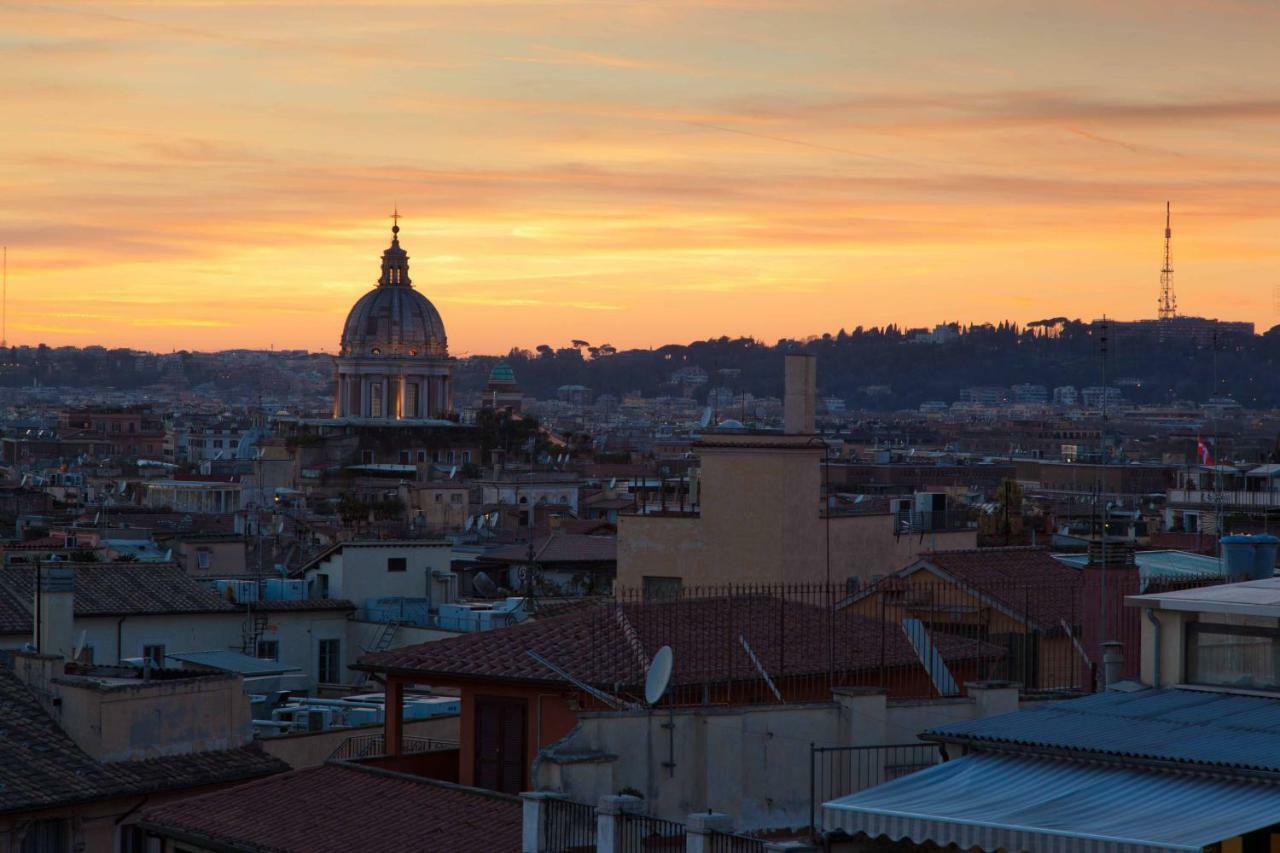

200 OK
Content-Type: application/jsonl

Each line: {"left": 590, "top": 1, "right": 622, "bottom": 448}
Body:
{"left": 4, "top": 1, "right": 1280, "bottom": 355}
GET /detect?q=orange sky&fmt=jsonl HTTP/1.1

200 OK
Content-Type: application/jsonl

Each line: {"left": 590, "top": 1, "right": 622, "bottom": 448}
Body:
{"left": 4, "top": 0, "right": 1280, "bottom": 354}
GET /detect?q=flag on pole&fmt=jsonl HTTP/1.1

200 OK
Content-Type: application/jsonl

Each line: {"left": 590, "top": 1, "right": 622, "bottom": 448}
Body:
{"left": 1197, "top": 435, "right": 1214, "bottom": 467}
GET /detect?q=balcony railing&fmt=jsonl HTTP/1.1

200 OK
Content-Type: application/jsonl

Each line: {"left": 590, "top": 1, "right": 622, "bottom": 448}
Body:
{"left": 328, "top": 733, "right": 458, "bottom": 762}
{"left": 1169, "top": 488, "right": 1280, "bottom": 509}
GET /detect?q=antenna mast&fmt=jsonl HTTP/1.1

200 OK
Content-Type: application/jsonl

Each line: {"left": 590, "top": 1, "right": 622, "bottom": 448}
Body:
{"left": 1158, "top": 202, "right": 1176, "bottom": 321}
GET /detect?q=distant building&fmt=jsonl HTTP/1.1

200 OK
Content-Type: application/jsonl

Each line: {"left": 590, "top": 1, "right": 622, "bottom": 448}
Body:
{"left": 960, "top": 386, "right": 1007, "bottom": 406}
{"left": 1010, "top": 384, "right": 1048, "bottom": 405}
{"left": 480, "top": 361, "right": 523, "bottom": 414}
{"left": 1081, "top": 385, "right": 1123, "bottom": 409}
{"left": 1102, "top": 315, "right": 1255, "bottom": 347}
{"left": 332, "top": 222, "right": 453, "bottom": 421}
{"left": 1052, "top": 385, "right": 1078, "bottom": 406}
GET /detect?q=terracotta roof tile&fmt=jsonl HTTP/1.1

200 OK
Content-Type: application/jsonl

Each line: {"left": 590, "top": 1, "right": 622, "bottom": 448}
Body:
{"left": 915, "top": 547, "right": 1083, "bottom": 630}
{"left": 140, "top": 763, "right": 520, "bottom": 853}
{"left": 0, "top": 564, "right": 235, "bottom": 634}
{"left": 361, "top": 594, "right": 1001, "bottom": 691}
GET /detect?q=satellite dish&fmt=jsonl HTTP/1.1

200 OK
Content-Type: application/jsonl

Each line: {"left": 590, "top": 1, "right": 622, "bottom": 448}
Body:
{"left": 72, "top": 630, "right": 87, "bottom": 662}
{"left": 473, "top": 571, "right": 498, "bottom": 597}
{"left": 488, "top": 512, "right": 499, "bottom": 529}
{"left": 608, "top": 477, "right": 617, "bottom": 490}
{"left": 464, "top": 515, "right": 474, "bottom": 531}
{"left": 449, "top": 466, "right": 458, "bottom": 479}
{"left": 644, "top": 645, "right": 674, "bottom": 706}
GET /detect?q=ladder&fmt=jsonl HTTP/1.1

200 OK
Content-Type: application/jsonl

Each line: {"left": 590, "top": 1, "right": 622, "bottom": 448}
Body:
{"left": 352, "top": 621, "right": 401, "bottom": 686}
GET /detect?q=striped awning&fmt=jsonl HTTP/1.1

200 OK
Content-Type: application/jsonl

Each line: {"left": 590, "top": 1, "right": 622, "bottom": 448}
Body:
{"left": 824, "top": 753, "right": 1280, "bottom": 853}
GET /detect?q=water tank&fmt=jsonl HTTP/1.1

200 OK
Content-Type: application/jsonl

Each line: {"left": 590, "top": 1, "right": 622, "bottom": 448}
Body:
{"left": 1255, "top": 534, "right": 1280, "bottom": 579}
{"left": 1220, "top": 535, "right": 1280, "bottom": 580}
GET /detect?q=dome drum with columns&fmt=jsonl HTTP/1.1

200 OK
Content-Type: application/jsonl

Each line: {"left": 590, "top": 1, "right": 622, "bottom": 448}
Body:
{"left": 333, "top": 220, "right": 453, "bottom": 420}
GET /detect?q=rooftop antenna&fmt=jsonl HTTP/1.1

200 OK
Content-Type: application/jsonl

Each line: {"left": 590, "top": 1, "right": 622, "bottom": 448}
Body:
{"left": 526, "top": 650, "right": 631, "bottom": 710}
{"left": 1159, "top": 201, "right": 1177, "bottom": 322}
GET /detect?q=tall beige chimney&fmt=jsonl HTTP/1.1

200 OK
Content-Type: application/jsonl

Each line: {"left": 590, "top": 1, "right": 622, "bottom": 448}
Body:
{"left": 783, "top": 354, "right": 817, "bottom": 434}
{"left": 36, "top": 565, "right": 75, "bottom": 660}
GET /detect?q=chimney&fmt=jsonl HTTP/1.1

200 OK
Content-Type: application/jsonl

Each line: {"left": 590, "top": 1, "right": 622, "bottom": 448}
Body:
{"left": 35, "top": 565, "right": 75, "bottom": 660}
{"left": 783, "top": 353, "right": 817, "bottom": 435}
{"left": 1102, "top": 640, "right": 1124, "bottom": 688}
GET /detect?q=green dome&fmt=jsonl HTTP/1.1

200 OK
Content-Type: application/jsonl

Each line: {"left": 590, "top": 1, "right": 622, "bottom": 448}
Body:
{"left": 489, "top": 362, "right": 516, "bottom": 383}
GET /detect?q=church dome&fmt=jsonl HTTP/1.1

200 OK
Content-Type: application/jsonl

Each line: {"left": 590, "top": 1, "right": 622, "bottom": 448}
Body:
{"left": 339, "top": 225, "right": 447, "bottom": 358}
{"left": 488, "top": 361, "right": 516, "bottom": 385}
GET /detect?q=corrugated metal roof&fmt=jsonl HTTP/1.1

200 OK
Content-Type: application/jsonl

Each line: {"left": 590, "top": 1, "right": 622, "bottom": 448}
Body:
{"left": 1052, "top": 550, "right": 1225, "bottom": 578}
{"left": 166, "top": 650, "right": 300, "bottom": 676}
{"left": 927, "top": 687, "right": 1280, "bottom": 773}
{"left": 824, "top": 753, "right": 1280, "bottom": 853}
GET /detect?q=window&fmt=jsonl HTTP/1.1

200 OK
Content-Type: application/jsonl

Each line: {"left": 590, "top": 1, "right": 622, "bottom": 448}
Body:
{"left": 417, "top": 450, "right": 427, "bottom": 463}
{"left": 317, "top": 639, "right": 341, "bottom": 683}
{"left": 316, "top": 573, "right": 330, "bottom": 598}
{"left": 642, "top": 576, "right": 683, "bottom": 601}
{"left": 142, "top": 644, "right": 165, "bottom": 666}
{"left": 451, "top": 493, "right": 463, "bottom": 505}
{"left": 405, "top": 383, "right": 419, "bottom": 418}
{"left": 196, "top": 548, "right": 211, "bottom": 570}
{"left": 371, "top": 382, "right": 384, "bottom": 418}
{"left": 434, "top": 493, "right": 443, "bottom": 504}
{"left": 1187, "top": 616, "right": 1280, "bottom": 690}
{"left": 399, "top": 450, "right": 411, "bottom": 465}
{"left": 387, "top": 557, "right": 407, "bottom": 572}
{"left": 447, "top": 450, "right": 456, "bottom": 463}
{"left": 462, "top": 450, "right": 472, "bottom": 463}
{"left": 20, "top": 820, "right": 66, "bottom": 853}
{"left": 119, "top": 823, "right": 150, "bottom": 853}
{"left": 256, "top": 640, "right": 279, "bottom": 661}
{"left": 361, "top": 450, "right": 374, "bottom": 465}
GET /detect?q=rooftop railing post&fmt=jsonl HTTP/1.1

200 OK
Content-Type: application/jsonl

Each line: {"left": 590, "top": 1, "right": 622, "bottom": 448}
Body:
{"left": 686, "top": 812, "right": 732, "bottom": 853}
{"left": 521, "top": 791, "right": 558, "bottom": 853}
{"left": 597, "top": 794, "right": 643, "bottom": 853}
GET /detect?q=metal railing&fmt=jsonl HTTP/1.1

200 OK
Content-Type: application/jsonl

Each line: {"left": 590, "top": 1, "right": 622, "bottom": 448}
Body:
{"left": 328, "top": 733, "right": 458, "bottom": 761}
{"left": 707, "top": 830, "right": 768, "bottom": 852}
{"left": 542, "top": 797, "right": 597, "bottom": 852}
{"left": 809, "top": 743, "right": 942, "bottom": 834}
{"left": 1169, "top": 488, "right": 1280, "bottom": 508}
{"left": 618, "top": 813, "right": 686, "bottom": 852}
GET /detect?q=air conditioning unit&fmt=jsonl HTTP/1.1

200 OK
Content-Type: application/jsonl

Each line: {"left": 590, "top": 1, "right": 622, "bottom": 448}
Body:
{"left": 271, "top": 705, "right": 334, "bottom": 732}
{"left": 214, "top": 579, "right": 259, "bottom": 603}
{"left": 263, "top": 578, "right": 306, "bottom": 601}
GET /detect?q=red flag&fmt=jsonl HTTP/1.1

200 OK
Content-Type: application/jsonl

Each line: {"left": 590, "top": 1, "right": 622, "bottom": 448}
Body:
{"left": 1197, "top": 435, "right": 1214, "bottom": 467}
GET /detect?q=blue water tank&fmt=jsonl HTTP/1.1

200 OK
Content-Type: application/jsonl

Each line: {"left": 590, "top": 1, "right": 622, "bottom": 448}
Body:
{"left": 1254, "top": 534, "right": 1279, "bottom": 579}
{"left": 1220, "top": 535, "right": 1280, "bottom": 580}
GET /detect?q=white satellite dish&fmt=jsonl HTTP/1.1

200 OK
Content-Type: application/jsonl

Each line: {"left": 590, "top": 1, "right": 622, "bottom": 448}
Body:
{"left": 608, "top": 477, "right": 617, "bottom": 490}
{"left": 72, "top": 630, "right": 87, "bottom": 662}
{"left": 644, "top": 645, "right": 674, "bottom": 706}
{"left": 449, "top": 465, "right": 458, "bottom": 479}
{"left": 488, "top": 512, "right": 499, "bottom": 529}
{"left": 464, "top": 515, "right": 474, "bottom": 531}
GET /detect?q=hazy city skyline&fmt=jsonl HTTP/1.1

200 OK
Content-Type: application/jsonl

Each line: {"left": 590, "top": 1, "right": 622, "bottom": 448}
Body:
{"left": 5, "top": 1, "right": 1280, "bottom": 354}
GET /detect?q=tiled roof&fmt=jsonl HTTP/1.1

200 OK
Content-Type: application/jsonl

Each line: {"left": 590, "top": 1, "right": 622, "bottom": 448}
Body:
{"left": 0, "top": 669, "right": 284, "bottom": 814}
{"left": 926, "top": 687, "right": 1280, "bottom": 774}
{"left": 482, "top": 533, "right": 616, "bottom": 565}
{"left": 140, "top": 763, "right": 521, "bottom": 853}
{"left": 0, "top": 563, "right": 235, "bottom": 634}
{"left": 361, "top": 594, "right": 1002, "bottom": 690}
{"left": 913, "top": 548, "right": 1083, "bottom": 630}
